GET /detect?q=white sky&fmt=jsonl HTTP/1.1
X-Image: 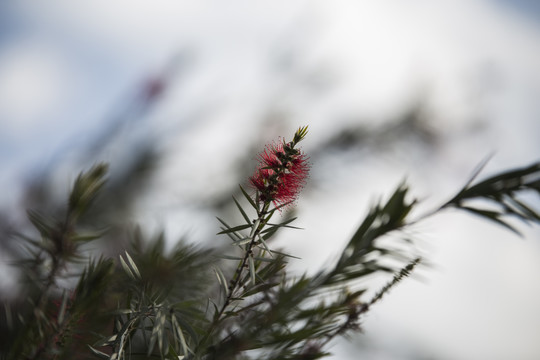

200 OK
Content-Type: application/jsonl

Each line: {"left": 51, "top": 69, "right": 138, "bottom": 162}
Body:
{"left": 1, "top": 1, "right": 539, "bottom": 359}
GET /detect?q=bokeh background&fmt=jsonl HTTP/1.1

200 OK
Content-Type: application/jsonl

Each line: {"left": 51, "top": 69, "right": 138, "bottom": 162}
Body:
{"left": 1, "top": 1, "right": 540, "bottom": 359}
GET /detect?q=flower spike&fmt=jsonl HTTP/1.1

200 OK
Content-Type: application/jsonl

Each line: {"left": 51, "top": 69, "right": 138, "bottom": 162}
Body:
{"left": 249, "top": 127, "right": 310, "bottom": 208}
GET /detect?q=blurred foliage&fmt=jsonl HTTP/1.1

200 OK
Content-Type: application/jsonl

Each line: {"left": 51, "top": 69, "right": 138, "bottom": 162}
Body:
{"left": 1, "top": 39, "right": 536, "bottom": 359}
{"left": 443, "top": 160, "right": 540, "bottom": 234}
{"left": 1, "top": 148, "right": 538, "bottom": 359}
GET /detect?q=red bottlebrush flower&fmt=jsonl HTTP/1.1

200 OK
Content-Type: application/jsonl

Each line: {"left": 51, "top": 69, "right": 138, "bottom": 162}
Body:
{"left": 249, "top": 127, "right": 310, "bottom": 208}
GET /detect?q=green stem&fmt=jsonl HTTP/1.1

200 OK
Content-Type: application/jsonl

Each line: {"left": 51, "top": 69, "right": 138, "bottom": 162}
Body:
{"left": 196, "top": 201, "right": 271, "bottom": 356}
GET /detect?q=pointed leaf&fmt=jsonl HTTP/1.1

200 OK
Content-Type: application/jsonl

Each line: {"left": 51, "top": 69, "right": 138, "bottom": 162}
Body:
{"left": 269, "top": 249, "right": 301, "bottom": 259}
{"left": 148, "top": 312, "right": 160, "bottom": 356}
{"left": 248, "top": 255, "right": 256, "bottom": 285}
{"left": 256, "top": 236, "right": 272, "bottom": 255}
{"left": 231, "top": 237, "right": 252, "bottom": 246}
{"left": 119, "top": 255, "right": 135, "bottom": 280}
{"left": 87, "top": 345, "right": 110, "bottom": 359}
{"left": 505, "top": 196, "right": 540, "bottom": 222}
{"left": 72, "top": 228, "right": 108, "bottom": 243}
{"left": 218, "top": 254, "right": 244, "bottom": 261}
{"left": 214, "top": 267, "right": 229, "bottom": 297}
{"left": 216, "top": 223, "right": 252, "bottom": 235}
{"left": 460, "top": 206, "right": 522, "bottom": 236}
{"left": 249, "top": 218, "right": 261, "bottom": 238}
{"left": 233, "top": 196, "right": 252, "bottom": 224}
{"left": 27, "top": 210, "right": 53, "bottom": 238}
{"left": 57, "top": 290, "right": 69, "bottom": 325}
{"left": 171, "top": 313, "right": 190, "bottom": 356}
{"left": 239, "top": 185, "right": 258, "bottom": 210}
{"left": 124, "top": 251, "right": 141, "bottom": 280}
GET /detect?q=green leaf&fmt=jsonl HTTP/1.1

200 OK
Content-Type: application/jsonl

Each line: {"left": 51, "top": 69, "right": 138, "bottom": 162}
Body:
{"left": 87, "top": 345, "right": 110, "bottom": 359}
{"left": 447, "top": 161, "right": 540, "bottom": 206}
{"left": 210, "top": 301, "right": 220, "bottom": 322}
{"left": 92, "top": 334, "right": 118, "bottom": 347}
{"left": 239, "top": 185, "right": 258, "bottom": 210}
{"left": 68, "top": 163, "right": 108, "bottom": 219}
{"left": 260, "top": 217, "right": 300, "bottom": 233}
{"left": 381, "top": 182, "right": 415, "bottom": 226}
{"left": 218, "top": 254, "right": 244, "bottom": 261}
{"left": 171, "top": 313, "right": 190, "bottom": 356}
{"left": 269, "top": 249, "right": 300, "bottom": 259}
{"left": 123, "top": 251, "right": 141, "bottom": 280}
{"left": 148, "top": 309, "right": 167, "bottom": 357}
{"left": 503, "top": 195, "right": 540, "bottom": 222}
{"left": 173, "top": 312, "right": 200, "bottom": 350}
{"left": 57, "top": 290, "right": 69, "bottom": 325}
{"left": 71, "top": 228, "right": 108, "bottom": 243}
{"left": 459, "top": 206, "right": 521, "bottom": 236}
{"left": 256, "top": 236, "right": 272, "bottom": 255}
{"left": 214, "top": 267, "right": 229, "bottom": 297}
{"left": 216, "top": 223, "right": 252, "bottom": 235}
{"left": 119, "top": 254, "right": 136, "bottom": 280}
{"left": 231, "top": 237, "right": 252, "bottom": 246}
{"left": 26, "top": 210, "right": 53, "bottom": 239}
{"left": 233, "top": 196, "right": 252, "bottom": 225}
{"left": 452, "top": 154, "right": 493, "bottom": 202}
{"left": 219, "top": 227, "right": 243, "bottom": 242}
{"left": 248, "top": 255, "right": 256, "bottom": 285}
{"left": 250, "top": 217, "right": 262, "bottom": 238}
